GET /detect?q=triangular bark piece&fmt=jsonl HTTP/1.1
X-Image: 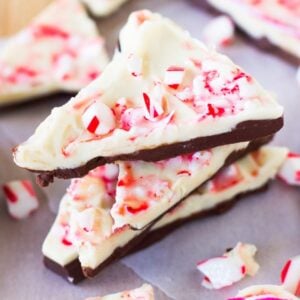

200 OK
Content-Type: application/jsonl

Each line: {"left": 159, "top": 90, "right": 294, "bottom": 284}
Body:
{"left": 14, "top": 10, "right": 283, "bottom": 185}
{"left": 0, "top": 0, "right": 108, "bottom": 106}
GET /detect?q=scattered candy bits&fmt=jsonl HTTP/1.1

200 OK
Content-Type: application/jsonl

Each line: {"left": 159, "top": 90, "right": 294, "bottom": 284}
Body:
{"left": 281, "top": 255, "right": 300, "bottom": 297}
{"left": 85, "top": 283, "right": 154, "bottom": 300}
{"left": 277, "top": 152, "right": 300, "bottom": 186}
{"left": 228, "top": 284, "right": 299, "bottom": 300}
{"left": 202, "top": 16, "right": 235, "bottom": 48}
{"left": 2, "top": 180, "right": 39, "bottom": 219}
{"left": 82, "top": 101, "right": 116, "bottom": 135}
{"left": 197, "top": 242, "right": 259, "bottom": 289}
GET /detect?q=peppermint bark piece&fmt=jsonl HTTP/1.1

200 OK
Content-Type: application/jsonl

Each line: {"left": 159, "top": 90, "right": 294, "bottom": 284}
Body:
{"left": 42, "top": 145, "right": 287, "bottom": 282}
{"left": 228, "top": 284, "right": 299, "bottom": 300}
{"left": 0, "top": 0, "right": 108, "bottom": 106}
{"left": 81, "top": 0, "right": 129, "bottom": 17}
{"left": 85, "top": 284, "right": 154, "bottom": 300}
{"left": 205, "top": 0, "right": 300, "bottom": 63}
{"left": 13, "top": 10, "right": 283, "bottom": 186}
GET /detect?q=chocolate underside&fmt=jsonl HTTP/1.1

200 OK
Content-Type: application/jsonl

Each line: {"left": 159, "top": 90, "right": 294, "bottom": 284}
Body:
{"left": 191, "top": 0, "right": 300, "bottom": 65}
{"left": 43, "top": 136, "right": 271, "bottom": 283}
{"left": 35, "top": 118, "right": 283, "bottom": 186}
{"left": 44, "top": 255, "right": 85, "bottom": 284}
{"left": 132, "top": 184, "right": 268, "bottom": 252}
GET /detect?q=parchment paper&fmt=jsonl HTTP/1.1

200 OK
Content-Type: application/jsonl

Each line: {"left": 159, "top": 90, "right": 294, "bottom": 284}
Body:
{"left": 0, "top": 0, "right": 300, "bottom": 299}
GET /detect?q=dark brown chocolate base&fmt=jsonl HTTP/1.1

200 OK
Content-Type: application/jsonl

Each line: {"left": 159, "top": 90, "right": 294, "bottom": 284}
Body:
{"left": 44, "top": 255, "right": 85, "bottom": 284}
{"left": 34, "top": 118, "right": 282, "bottom": 186}
{"left": 43, "top": 136, "right": 271, "bottom": 282}
{"left": 190, "top": 0, "right": 300, "bottom": 65}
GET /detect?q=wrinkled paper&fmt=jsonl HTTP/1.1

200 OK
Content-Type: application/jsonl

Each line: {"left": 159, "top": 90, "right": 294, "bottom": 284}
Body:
{"left": 0, "top": 0, "right": 300, "bottom": 299}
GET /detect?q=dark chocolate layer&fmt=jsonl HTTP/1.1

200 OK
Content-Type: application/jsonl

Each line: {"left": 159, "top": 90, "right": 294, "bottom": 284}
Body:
{"left": 43, "top": 136, "right": 271, "bottom": 282}
{"left": 44, "top": 255, "right": 85, "bottom": 284}
{"left": 191, "top": 0, "right": 300, "bottom": 65}
{"left": 133, "top": 184, "right": 268, "bottom": 252}
{"left": 35, "top": 118, "right": 282, "bottom": 186}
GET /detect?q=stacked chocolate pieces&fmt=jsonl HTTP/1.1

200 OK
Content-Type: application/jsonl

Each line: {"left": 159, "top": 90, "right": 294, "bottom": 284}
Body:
{"left": 14, "top": 11, "right": 285, "bottom": 283}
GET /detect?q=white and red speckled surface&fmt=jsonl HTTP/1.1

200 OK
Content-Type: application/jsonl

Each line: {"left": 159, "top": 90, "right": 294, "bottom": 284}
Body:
{"left": 0, "top": 0, "right": 299, "bottom": 299}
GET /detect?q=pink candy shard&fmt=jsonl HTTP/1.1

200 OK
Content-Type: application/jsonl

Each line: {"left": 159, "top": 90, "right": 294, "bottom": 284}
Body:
{"left": 277, "top": 152, "right": 300, "bottom": 186}
{"left": 197, "top": 242, "right": 259, "bottom": 289}
{"left": 2, "top": 180, "right": 39, "bottom": 219}
{"left": 82, "top": 102, "right": 116, "bottom": 135}
{"left": 202, "top": 16, "right": 235, "bottom": 48}
{"left": 281, "top": 255, "right": 300, "bottom": 296}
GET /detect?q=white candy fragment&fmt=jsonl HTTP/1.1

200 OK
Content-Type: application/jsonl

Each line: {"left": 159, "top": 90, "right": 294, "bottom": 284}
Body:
{"left": 82, "top": 102, "right": 116, "bottom": 135}
{"left": 85, "top": 283, "right": 154, "bottom": 300}
{"left": 197, "top": 242, "right": 259, "bottom": 289}
{"left": 277, "top": 152, "right": 300, "bottom": 186}
{"left": 202, "top": 16, "right": 235, "bottom": 48}
{"left": 228, "top": 284, "right": 299, "bottom": 300}
{"left": 2, "top": 180, "right": 39, "bottom": 219}
{"left": 164, "top": 66, "right": 185, "bottom": 89}
{"left": 281, "top": 256, "right": 300, "bottom": 296}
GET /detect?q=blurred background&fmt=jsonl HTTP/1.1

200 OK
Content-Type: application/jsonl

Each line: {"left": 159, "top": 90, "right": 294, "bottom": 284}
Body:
{"left": 0, "top": 0, "right": 52, "bottom": 36}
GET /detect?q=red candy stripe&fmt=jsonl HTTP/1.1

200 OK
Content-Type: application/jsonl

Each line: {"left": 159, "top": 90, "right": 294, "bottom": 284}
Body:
{"left": 22, "top": 181, "right": 36, "bottom": 197}
{"left": 33, "top": 25, "right": 69, "bottom": 39}
{"left": 281, "top": 259, "right": 291, "bottom": 283}
{"left": 3, "top": 185, "right": 18, "bottom": 203}
{"left": 87, "top": 116, "right": 100, "bottom": 134}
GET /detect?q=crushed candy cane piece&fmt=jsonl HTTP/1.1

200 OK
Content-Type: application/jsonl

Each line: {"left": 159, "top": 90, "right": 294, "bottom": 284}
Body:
{"left": 127, "top": 53, "right": 143, "bottom": 77}
{"left": 197, "top": 242, "right": 259, "bottom": 289}
{"left": 281, "top": 255, "right": 300, "bottom": 296}
{"left": 164, "top": 66, "right": 185, "bottom": 89}
{"left": 85, "top": 283, "right": 154, "bottom": 300}
{"left": 228, "top": 284, "right": 299, "bottom": 300}
{"left": 82, "top": 101, "right": 116, "bottom": 135}
{"left": 202, "top": 16, "right": 235, "bottom": 48}
{"left": 2, "top": 180, "right": 39, "bottom": 219}
{"left": 210, "top": 164, "right": 243, "bottom": 192}
{"left": 69, "top": 207, "right": 113, "bottom": 246}
{"left": 277, "top": 152, "right": 300, "bottom": 186}
{"left": 142, "top": 86, "right": 167, "bottom": 121}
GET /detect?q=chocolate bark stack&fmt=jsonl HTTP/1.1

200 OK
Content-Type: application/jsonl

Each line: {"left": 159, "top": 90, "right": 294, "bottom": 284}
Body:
{"left": 14, "top": 10, "right": 285, "bottom": 283}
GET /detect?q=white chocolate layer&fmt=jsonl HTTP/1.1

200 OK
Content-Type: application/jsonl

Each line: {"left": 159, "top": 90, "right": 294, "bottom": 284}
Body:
{"left": 14, "top": 10, "right": 283, "bottom": 172}
{"left": 85, "top": 284, "right": 154, "bottom": 300}
{"left": 42, "top": 146, "right": 287, "bottom": 273}
{"left": 81, "top": 0, "right": 129, "bottom": 17}
{"left": 0, "top": 0, "right": 108, "bottom": 106}
{"left": 207, "top": 0, "right": 300, "bottom": 60}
